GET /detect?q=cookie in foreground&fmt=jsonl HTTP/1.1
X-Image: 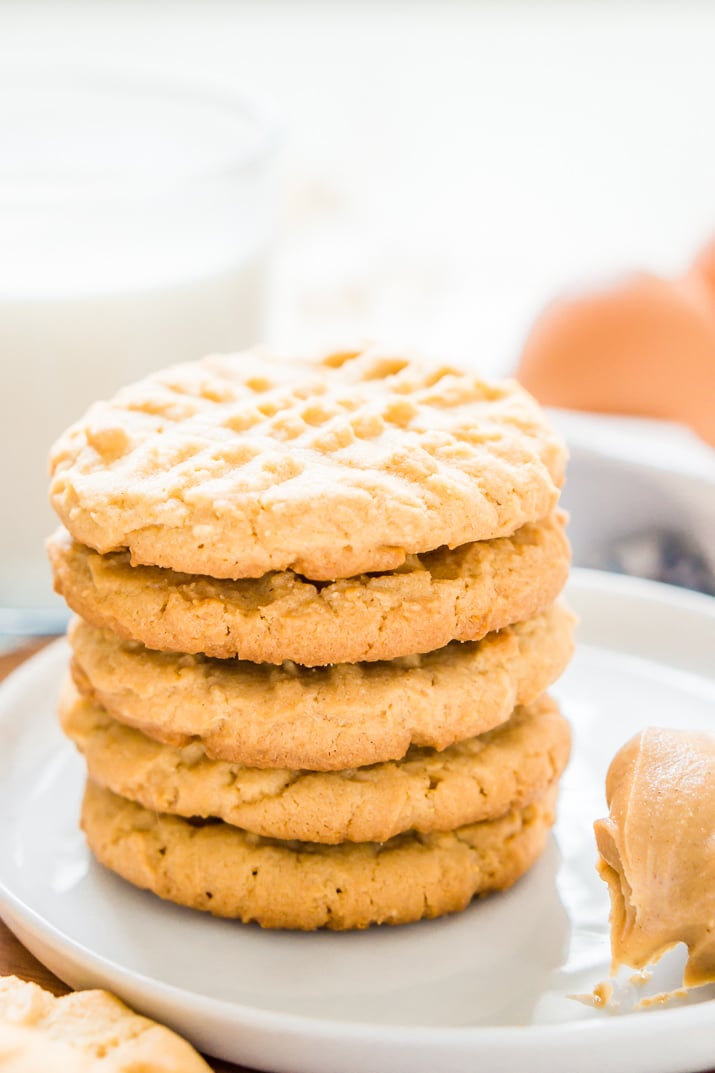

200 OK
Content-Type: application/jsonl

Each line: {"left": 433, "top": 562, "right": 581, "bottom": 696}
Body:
{"left": 0, "top": 974, "right": 209, "bottom": 1072}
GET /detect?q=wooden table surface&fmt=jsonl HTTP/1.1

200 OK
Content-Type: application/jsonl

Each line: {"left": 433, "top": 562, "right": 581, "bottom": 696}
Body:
{"left": 0, "top": 639, "right": 255, "bottom": 1073}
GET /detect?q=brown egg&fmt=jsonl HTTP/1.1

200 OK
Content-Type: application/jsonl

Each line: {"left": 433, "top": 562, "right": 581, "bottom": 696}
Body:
{"left": 516, "top": 270, "right": 715, "bottom": 446}
{"left": 692, "top": 237, "right": 715, "bottom": 293}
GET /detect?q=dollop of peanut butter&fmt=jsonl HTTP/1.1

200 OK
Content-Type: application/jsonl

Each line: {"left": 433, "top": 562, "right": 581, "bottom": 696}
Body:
{"left": 594, "top": 727, "right": 715, "bottom": 987}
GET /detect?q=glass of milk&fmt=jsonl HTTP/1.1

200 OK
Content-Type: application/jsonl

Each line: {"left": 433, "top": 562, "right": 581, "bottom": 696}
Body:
{"left": 0, "top": 68, "right": 279, "bottom": 621}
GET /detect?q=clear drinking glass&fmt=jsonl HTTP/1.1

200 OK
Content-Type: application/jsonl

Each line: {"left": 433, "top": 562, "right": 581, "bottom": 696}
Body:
{"left": 0, "top": 67, "right": 279, "bottom": 623}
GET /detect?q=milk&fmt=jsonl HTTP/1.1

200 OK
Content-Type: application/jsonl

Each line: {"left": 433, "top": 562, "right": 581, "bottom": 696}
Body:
{"left": 0, "top": 73, "right": 276, "bottom": 610}
{"left": 1, "top": 257, "right": 268, "bottom": 609}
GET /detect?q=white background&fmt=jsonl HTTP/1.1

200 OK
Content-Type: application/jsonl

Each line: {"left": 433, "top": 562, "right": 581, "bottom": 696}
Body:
{"left": 3, "top": 0, "right": 715, "bottom": 374}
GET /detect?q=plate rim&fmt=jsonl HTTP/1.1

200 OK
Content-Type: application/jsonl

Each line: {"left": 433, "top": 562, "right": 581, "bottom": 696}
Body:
{"left": 1, "top": 877, "right": 715, "bottom": 1052}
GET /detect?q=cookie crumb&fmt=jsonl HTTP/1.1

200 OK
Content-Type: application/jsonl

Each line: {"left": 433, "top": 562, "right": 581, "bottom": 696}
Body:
{"left": 637, "top": 988, "right": 689, "bottom": 1010}
{"left": 569, "top": 981, "right": 615, "bottom": 1009}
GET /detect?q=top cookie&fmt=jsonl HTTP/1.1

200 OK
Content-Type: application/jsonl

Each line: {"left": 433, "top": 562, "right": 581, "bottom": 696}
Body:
{"left": 49, "top": 346, "right": 566, "bottom": 580}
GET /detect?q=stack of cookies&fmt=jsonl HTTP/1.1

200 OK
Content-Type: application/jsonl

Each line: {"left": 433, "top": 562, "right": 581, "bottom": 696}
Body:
{"left": 47, "top": 346, "right": 574, "bottom": 931}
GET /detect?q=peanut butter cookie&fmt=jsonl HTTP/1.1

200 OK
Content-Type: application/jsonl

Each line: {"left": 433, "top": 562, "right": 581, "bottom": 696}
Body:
{"left": 49, "top": 512, "right": 570, "bottom": 664}
{"left": 68, "top": 603, "right": 574, "bottom": 770}
{"left": 81, "top": 781, "right": 559, "bottom": 930}
{"left": 0, "top": 976, "right": 209, "bottom": 1072}
{"left": 62, "top": 685, "right": 570, "bottom": 844}
{"left": 50, "top": 346, "right": 566, "bottom": 581}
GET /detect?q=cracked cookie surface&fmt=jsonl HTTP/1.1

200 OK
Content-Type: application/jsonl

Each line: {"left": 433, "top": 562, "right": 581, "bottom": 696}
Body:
{"left": 0, "top": 975, "right": 209, "bottom": 1072}
{"left": 49, "top": 346, "right": 566, "bottom": 581}
{"left": 62, "top": 685, "right": 570, "bottom": 844}
{"left": 81, "top": 781, "right": 559, "bottom": 930}
{"left": 68, "top": 602, "right": 574, "bottom": 770}
{"left": 49, "top": 511, "right": 570, "bottom": 665}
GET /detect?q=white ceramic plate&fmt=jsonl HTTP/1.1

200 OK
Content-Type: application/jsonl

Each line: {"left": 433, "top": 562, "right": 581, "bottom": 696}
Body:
{"left": 1, "top": 569, "right": 714, "bottom": 1073}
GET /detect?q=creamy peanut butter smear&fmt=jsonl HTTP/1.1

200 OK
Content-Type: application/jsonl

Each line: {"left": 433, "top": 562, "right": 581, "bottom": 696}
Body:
{"left": 594, "top": 727, "right": 715, "bottom": 987}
